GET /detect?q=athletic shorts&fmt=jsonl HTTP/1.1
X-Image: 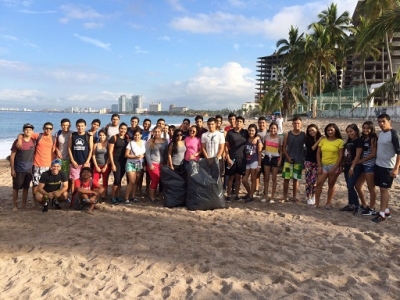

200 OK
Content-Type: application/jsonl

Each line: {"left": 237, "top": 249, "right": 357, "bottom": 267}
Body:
{"left": 282, "top": 162, "right": 303, "bottom": 180}
{"left": 13, "top": 172, "right": 32, "bottom": 190}
{"left": 362, "top": 164, "right": 375, "bottom": 173}
{"left": 32, "top": 166, "right": 50, "bottom": 186}
{"left": 126, "top": 161, "right": 143, "bottom": 172}
{"left": 246, "top": 160, "right": 258, "bottom": 170}
{"left": 70, "top": 164, "right": 83, "bottom": 181}
{"left": 322, "top": 164, "right": 341, "bottom": 174}
{"left": 61, "top": 159, "right": 70, "bottom": 178}
{"left": 225, "top": 156, "right": 246, "bottom": 176}
{"left": 374, "top": 165, "right": 394, "bottom": 188}
{"left": 263, "top": 156, "right": 280, "bottom": 168}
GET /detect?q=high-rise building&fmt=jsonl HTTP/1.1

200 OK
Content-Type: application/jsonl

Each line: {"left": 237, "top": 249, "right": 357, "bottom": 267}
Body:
{"left": 149, "top": 102, "right": 162, "bottom": 112}
{"left": 118, "top": 95, "right": 126, "bottom": 112}
{"left": 132, "top": 95, "right": 143, "bottom": 112}
{"left": 111, "top": 104, "right": 119, "bottom": 112}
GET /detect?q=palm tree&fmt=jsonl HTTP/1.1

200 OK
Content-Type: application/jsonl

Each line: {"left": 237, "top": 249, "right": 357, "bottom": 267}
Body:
{"left": 276, "top": 26, "right": 304, "bottom": 63}
{"left": 260, "top": 67, "right": 308, "bottom": 118}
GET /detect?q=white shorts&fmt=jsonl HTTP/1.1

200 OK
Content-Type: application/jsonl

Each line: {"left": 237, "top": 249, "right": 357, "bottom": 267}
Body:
{"left": 246, "top": 161, "right": 259, "bottom": 170}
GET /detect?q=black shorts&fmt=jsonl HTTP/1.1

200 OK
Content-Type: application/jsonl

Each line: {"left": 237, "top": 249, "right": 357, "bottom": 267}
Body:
{"left": 374, "top": 165, "right": 394, "bottom": 188}
{"left": 225, "top": 156, "right": 246, "bottom": 176}
{"left": 263, "top": 156, "right": 280, "bottom": 168}
{"left": 13, "top": 172, "right": 32, "bottom": 190}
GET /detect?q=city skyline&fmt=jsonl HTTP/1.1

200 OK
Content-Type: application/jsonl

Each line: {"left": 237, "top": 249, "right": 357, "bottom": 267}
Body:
{"left": 0, "top": 0, "right": 358, "bottom": 110}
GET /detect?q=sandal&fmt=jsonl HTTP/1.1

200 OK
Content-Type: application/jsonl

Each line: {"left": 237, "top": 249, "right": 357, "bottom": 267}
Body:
{"left": 325, "top": 205, "right": 333, "bottom": 210}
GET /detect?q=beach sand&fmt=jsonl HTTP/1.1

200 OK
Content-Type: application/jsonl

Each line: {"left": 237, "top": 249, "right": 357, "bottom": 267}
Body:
{"left": 1, "top": 117, "right": 400, "bottom": 299}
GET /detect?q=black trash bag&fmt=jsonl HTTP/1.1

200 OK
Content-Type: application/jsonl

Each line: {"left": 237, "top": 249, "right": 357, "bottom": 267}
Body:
{"left": 161, "top": 165, "right": 187, "bottom": 207}
{"left": 186, "top": 158, "right": 226, "bottom": 211}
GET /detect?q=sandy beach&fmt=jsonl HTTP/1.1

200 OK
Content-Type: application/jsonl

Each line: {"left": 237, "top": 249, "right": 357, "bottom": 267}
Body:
{"left": 1, "top": 117, "right": 400, "bottom": 299}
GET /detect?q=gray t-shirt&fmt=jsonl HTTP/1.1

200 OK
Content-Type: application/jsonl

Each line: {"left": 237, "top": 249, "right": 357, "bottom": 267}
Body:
{"left": 57, "top": 131, "right": 72, "bottom": 159}
{"left": 172, "top": 144, "right": 186, "bottom": 166}
{"left": 376, "top": 129, "right": 400, "bottom": 168}
{"left": 285, "top": 131, "right": 306, "bottom": 164}
{"left": 145, "top": 140, "right": 168, "bottom": 167}
{"left": 257, "top": 130, "right": 267, "bottom": 144}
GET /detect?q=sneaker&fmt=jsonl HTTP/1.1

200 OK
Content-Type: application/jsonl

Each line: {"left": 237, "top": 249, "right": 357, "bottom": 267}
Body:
{"left": 117, "top": 197, "right": 123, "bottom": 203}
{"left": 124, "top": 199, "right": 131, "bottom": 205}
{"left": 241, "top": 194, "right": 250, "bottom": 200}
{"left": 111, "top": 198, "right": 119, "bottom": 205}
{"left": 54, "top": 203, "right": 62, "bottom": 210}
{"left": 261, "top": 199, "right": 267, "bottom": 203}
{"left": 234, "top": 195, "right": 240, "bottom": 201}
{"left": 42, "top": 202, "right": 48, "bottom": 213}
{"left": 131, "top": 197, "right": 139, "bottom": 203}
{"left": 225, "top": 196, "right": 231, "bottom": 202}
{"left": 245, "top": 198, "right": 254, "bottom": 203}
{"left": 269, "top": 199, "right": 275, "bottom": 204}
{"left": 371, "top": 215, "right": 386, "bottom": 223}
{"left": 339, "top": 205, "right": 354, "bottom": 212}
{"left": 385, "top": 212, "right": 391, "bottom": 218}
{"left": 353, "top": 206, "right": 362, "bottom": 217}
{"left": 361, "top": 207, "right": 376, "bottom": 216}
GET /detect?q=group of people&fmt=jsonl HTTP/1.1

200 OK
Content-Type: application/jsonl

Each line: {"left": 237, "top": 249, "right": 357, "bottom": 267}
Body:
{"left": 9, "top": 112, "right": 399, "bottom": 223}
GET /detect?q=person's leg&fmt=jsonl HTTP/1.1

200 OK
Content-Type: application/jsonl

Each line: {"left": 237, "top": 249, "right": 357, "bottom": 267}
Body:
{"left": 130, "top": 172, "right": 138, "bottom": 199}
{"left": 304, "top": 161, "right": 312, "bottom": 199}
{"left": 242, "top": 169, "right": 251, "bottom": 195}
{"left": 365, "top": 172, "right": 376, "bottom": 209}
{"left": 148, "top": 163, "right": 160, "bottom": 201}
{"left": 263, "top": 166, "right": 271, "bottom": 200}
{"left": 271, "top": 167, "right": 278, "bottom": 199}
{"left": 315, "top": 172, "right": 328, "bottom": 207}
{"left": 355, "top": 172, "right": 366, "bottom": 207}
{"left": 125, "top": 171, "right": 134, "bottom": 202}
{"left": 12, "top": 189, "right": 19, "bottom": 211}
{"left": 380, "top": 187, "right": 390, "bottom": 214}
{"left": 326, "top": 172, "right": 341, "bottom": 206}
{"left": 234, "top": 173, "right": 242, "bottom": 197}
{"left": 283, "top": 179, "right": 290, "bottom": 201}
{"left": 292, "top": 179, "right": 299, "bottom": 202}
{"left": 22, "top": 188, "right": 28, "bottom": 209}
{"left": 249, "top": 168, "right": 258, "bottom": 198}
{"left": 227, "top": 175, "right": 235, "bottom": 197}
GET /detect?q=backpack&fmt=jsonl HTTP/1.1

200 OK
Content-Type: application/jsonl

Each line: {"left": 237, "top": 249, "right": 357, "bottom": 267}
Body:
{"left": 71, "top": 179, "right": 93, "bottom": 210}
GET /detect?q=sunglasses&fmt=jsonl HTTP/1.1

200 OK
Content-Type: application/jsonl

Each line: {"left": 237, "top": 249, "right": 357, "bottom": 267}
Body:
{"left": 189, "top": 130, "right": 196, "bottom": 133}
{"left": 44, "top": 127, "right": 53, "bottom": 130}
{"left": 176, "top": 134, "right": 183, "bottom": 137}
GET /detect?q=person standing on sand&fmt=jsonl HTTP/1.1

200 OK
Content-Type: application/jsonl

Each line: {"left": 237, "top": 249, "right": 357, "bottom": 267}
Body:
{"left": 371, "top": 114, "right": 400, "bottom": 223}
{"left": 255, "top": 116, "right": 268, "bottom": 195}
{"left": 87, "top": 119, "right": 101, "bottom": 143}
{"left": 10, "top": 123, "right": 35, "bottom": 211}
{"left": 276, "top": 114, "right": 284, "bottom": 136}
{"left": 55, "top": 118, "right": 73, "bottom": 195}
{"left": 168, "top": 129, "right": 186, "bottom": 172}
{"left": 92, "top": 129, "right": 110, "bottom": 199}
{"left": 282, "top": 117, "right": 306, "bottom": 203}
{"left": 356, "top": 121, "right": 378, "bottom": 216}
{"left": 195, "top": 115, "right": 208, "bottom": 139}
{"left": 304, "top": 124, "right": 324, "bottom": 205}
{"left": 35, "top": 159, "right": 69, "bottom": 212}
{"left": 201, "top": 117, "right": 225, "bottom": 176}
{"left": 315, "top": 123, "right": 344, "bottom": 209}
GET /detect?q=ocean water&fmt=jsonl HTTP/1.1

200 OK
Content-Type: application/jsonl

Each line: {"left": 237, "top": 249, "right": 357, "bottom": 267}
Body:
{"left": 0, "top": 112, "right": 190, "bottom": 159}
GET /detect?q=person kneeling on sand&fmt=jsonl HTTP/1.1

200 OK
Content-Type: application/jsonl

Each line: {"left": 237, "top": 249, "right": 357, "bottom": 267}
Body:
{"left": 73, "top": 167, "right": 104, "bottom": 215}
{"left": 35, "top": 159, "right": 69, "bottom": 212}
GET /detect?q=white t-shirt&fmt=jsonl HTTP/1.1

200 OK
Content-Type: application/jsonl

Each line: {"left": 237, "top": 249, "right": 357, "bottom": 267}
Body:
{"left": 276, "top": 118, "right": 283, "bottom": 134}
{"left": 201, "top": 131, "right": 225, "bottom": 158}
{"left": 126, "top": 140, "right": 146, "bottom": 163}
{"left": 106, "top": 125, "right": 120, "bottom": 141}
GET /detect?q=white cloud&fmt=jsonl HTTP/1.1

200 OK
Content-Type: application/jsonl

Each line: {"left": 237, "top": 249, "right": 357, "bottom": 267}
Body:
{"left": 44, "top": 69, "right": 103, "bottom": 83}
{"left": 158, "top": 35, "right": 171, "bottom": 41}
{"left": 0, "top": 88, "right": 40, "bottom": 101}
{"left": 133, "top": 46, "right": 149, "bottom": 54}
{"left": 83, "top": 22, "right": 104, "bottom": 29}
{"left": 2, "top": 34, "right": 19, "bottom": 41}
{"left": 227, "top": 0, "right": 247, "bottom": 9}
{"left": 233, "top": 43, "right": 240, "bottom": 50}
{"left": 1, "top": 0, "right": 33, "bottom": 7}
{"left": 170, "top": 0, "right": 358, "bottom": 39}
{"left": 59, "top": 4, "right": 107, "bottom": 24}
{"left": 73, "top": 33, "right": 110, "bottom": 51}
{"left": 18, "top": 9, "right": 56, "bottom": 14}
{"left": 158, "top": 62, "right": 255, "bottom": 109}
{"left": 167, "top": 0, "right": 185, "bottom": 12}
{"left": 0, "top": 59, "right": 30, "bottom": 72}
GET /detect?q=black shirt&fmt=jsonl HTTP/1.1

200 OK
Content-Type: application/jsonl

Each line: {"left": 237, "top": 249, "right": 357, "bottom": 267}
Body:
{"left": 344, "top": 137, "right": 363, "bottom": 164}
{"left": 226, "top": 129, "right": 249, "bottom": 157}
{"left": 39, "top": 170, "right": 68, "bottom": 192}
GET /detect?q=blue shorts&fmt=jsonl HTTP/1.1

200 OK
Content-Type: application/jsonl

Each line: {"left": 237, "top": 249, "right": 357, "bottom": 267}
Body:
{"left": 322, "top": 164, "right": 340, "bottom": 174}
{"left": 126, "top": 161, "right": 143, "bottom": 172}
{"left": 362, "top": 164, "right": 375, "bottom": 173}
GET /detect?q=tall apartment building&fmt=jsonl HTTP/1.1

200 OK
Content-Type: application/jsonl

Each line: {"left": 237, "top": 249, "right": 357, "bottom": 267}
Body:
{"left": 118, "top": 95, "right": 127, "bottom": 112}
{"left": 149, "top": 102, "right": 162, "bottom": 112}
{"left": 132, "top": 95, "right": 143, "bottom": 112}
{"left": 255, "top": 53, "right": 285, "bottom": 102}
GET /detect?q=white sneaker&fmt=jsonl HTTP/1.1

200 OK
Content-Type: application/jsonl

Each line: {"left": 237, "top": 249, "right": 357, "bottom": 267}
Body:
{"left": 307, "top": 198, "right": 312, "bottom": 205}
{"left": 261, "top": 199, "right": 267, "bottom": 203}
{"left": 269, "top": 199, "right": 275, "bottom": 204}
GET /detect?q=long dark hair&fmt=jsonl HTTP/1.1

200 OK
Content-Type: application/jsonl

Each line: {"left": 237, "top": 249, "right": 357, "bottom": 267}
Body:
{"left": 306, "top": 124, "right": 322, "bottom": 145}
{"left": 346, "top": 123, "right": 360, "bottom": 142}
{"left": 171, "top": 129, "right": 183, "bottom": 154}
{"left": 325, "top": 123, "right": 342, "bottom": 139}
{"left": 361, "top": 121, "right": 377, "bottom": 140}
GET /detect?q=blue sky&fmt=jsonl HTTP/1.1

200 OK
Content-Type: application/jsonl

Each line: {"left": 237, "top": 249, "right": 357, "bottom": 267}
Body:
{"left": 0, "top": 0, "right": 358, "bottom": 110}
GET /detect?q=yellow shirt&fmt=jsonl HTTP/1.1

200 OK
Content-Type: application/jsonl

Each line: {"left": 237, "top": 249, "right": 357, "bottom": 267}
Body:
{"left": 319, "top": 138, "right": 344, "bottom": 165}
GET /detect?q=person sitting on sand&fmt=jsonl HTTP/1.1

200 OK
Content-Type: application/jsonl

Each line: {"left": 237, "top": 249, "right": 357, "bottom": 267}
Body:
{"left": 10, "top": 123, "right": 36, "bottom": 211}
{"left": 72, "top": 167, "right": 104, "bottom": 215}
{"left": 35, "top": 159, "right": 69, "bottom": 212}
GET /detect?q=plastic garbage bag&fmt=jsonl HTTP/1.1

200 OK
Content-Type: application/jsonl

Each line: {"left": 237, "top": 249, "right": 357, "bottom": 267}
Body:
{"left": 161, "top": 165, "right": 186, "bottom": 207}
{"left": 186, "top": 158, "right": 226, "bottom": 211}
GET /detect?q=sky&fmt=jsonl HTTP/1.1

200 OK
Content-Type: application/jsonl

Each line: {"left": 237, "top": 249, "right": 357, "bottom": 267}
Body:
{"left": 0, "top": 0, "right": 358, "bottom": 111}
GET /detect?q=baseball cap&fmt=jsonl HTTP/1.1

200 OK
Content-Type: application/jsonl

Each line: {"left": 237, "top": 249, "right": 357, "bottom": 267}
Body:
{"left": 51, "top": 159, "right": 62, "bottom": 166}
{"left": 23, "top": 123, "right": 34, "bottom": 130}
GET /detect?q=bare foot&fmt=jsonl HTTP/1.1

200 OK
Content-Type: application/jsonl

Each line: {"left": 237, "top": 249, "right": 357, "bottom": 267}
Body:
{"left": 86, "top": 210, "right": 94, "bottom": 215}
{"left": 13, "top": 207, "right": 18, "bottom": 212}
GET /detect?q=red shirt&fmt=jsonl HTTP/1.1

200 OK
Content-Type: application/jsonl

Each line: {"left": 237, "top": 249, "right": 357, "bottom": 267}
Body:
{"left": 73, "top": 178, "right": 100, "bottom": 197}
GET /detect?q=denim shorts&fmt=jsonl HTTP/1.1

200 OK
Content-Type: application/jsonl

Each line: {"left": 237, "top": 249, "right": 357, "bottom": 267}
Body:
{"left": 246, "top": 160, "right": 259, "bottom": 170}
{"left": 126, "top": 161, "right": 143, "bottom": 172}
{"left": 322, "top": 164, "right": 340, "bottom": 174}
{"left": 362, "top": 164, "right": 375, "bottom": 173}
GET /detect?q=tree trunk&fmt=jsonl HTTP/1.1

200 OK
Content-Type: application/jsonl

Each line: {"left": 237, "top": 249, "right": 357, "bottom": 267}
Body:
{"left": 385, "top": 33, "right": 395, "bottom": 103}
{"left": 362, "top": 59, "right": 369, "bottom": 96}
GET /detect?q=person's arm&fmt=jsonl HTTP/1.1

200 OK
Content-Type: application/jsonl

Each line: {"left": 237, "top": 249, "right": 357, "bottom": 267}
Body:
{"left": 68, "top": 134, "right": 78, "bottom": 169}
{"left": 84, "top": 135, "right": 93, "bottom": 167}
{"left": 216, "top": 139, "right": 225, "bottom": 160}
{"left": 37, "top": 182, "right": 52, "bottom": 198}
{"left": 312, "top": 136, "right": 325, "bottom": 151}
{"left": 10, "top": 151, "right": 16, "bottom": 178}
{"left": 225, "top": 138, "right": 233, "bottom": 166}
{"left": 53, "top": 181, "right": 68, "bottom": 198}
{"left": 331, "top": 146, "right": 344, "bottom": 174}
{"left": 201, "top": 142, "right": 209, "bottom": 159}
{"left": 194, "top": 138, "right": 202, "bottom": 158}
{"left": 257, "top": 140, "right": 262, "bottom": 169}
{"left": 316, "top": 145, "right": 322, "bottom": 174}
{"left": 359, "top": 137, "right": 377, "bottom": 164}
{"left": 348, "top": 147, "right": 363, "bottom": 177}
{"left": 282, "top": 133, "right": 291, "bottom": 162}
{"left": 145, "top": 142, "right": 154, "bottom": 170}
{"left": 167, "top": 143, "right": 174, "bottom": 169}
{"left": 92, "top": 143, "right": 101, "bottom": 172}
{"left": 108, "top": 138, "right": 116, "bottom": 172}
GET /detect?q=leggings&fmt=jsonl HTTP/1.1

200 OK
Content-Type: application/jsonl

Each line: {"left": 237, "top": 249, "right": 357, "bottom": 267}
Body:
{"left": 113, "top": 160, "right": 126, "bottom": 185}
{"left": 92, "top": 165, "right": 111, "bottom": 189}
{"left": 304, "top": 161, "right": 318, "bottom": 198}
{"left": 147, "top": 162, "right": 161, "bottom": 189}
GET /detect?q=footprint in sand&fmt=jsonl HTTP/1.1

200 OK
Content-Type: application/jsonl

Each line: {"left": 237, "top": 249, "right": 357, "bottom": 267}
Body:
{"left": 220, "top": 281, "right": 232, "bottom": 294}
